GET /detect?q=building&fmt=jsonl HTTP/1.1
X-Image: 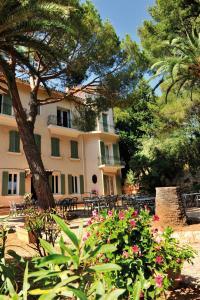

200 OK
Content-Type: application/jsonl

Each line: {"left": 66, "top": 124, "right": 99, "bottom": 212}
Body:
{"left": 0, "top": 81, "right": 124, "bottom": 206}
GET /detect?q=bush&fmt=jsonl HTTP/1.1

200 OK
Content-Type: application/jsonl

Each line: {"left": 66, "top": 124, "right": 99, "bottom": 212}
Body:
{"left": 85, "top": 208, "right": 196, "bottom": 299}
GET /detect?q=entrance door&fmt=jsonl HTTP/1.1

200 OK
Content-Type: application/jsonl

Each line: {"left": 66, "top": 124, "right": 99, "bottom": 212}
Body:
{"left": 103, "top": 175, "right": 114, "bottom": 195}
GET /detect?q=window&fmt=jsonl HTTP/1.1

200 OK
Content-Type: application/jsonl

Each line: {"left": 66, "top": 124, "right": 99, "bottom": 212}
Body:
{"left": 72, "top": 176, "right": 78, "bottom": 194}
{"left": 51, "top": 137, "right": 60, "bottom": 156}
{"left": 34, "top": 134, "right": 41, "bottom": 153}
{"left": 57, "top": 109, "right": 71, "bottom": 128}
{"left": 102, "top": 113, "right": 108, "bottom": 132}
{"left": 52, "top": 175, "right": 59, "bottom": 194}
{"left": 8, "top": 173, "right": 18, "bottom": 195}
{"left": 70, "top": 140, "right": 78, "bottom": 158}
{"left": 9, "top": 131, "right": 20, "bottom": 152}
{"left": 0, "top": 94, "right": 12, "bottom": 115}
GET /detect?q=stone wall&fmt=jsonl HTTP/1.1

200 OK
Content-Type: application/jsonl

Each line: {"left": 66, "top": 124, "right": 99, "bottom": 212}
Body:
{"left": 156, "top": 187, "right": 187, "bottom": 227}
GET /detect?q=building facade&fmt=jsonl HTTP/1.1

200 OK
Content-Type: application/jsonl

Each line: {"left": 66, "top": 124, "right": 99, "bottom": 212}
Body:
{"left": 0, "top": 81, "right": 124, "bottom": 206}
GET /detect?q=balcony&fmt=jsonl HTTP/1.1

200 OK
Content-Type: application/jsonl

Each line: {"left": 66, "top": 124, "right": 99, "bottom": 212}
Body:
{"left": 47, "top": 115, "right": 82, "bottom": 138}
{"left": 97, "top": 122, "right": 116, "bottom": 133}
{"left": 98, "top": 155, "right": 125, "bottom": 172}
{"left": 0, "top": 103, "right": 16, "bottom": 127}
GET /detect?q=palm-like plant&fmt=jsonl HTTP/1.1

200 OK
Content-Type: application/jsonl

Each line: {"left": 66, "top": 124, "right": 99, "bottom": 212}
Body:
{"left": 151, "top": 27, "right": 200, "bottom": 100}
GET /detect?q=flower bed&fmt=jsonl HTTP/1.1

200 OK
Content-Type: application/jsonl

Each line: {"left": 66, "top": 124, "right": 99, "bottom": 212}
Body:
{"left": 85, "top": 208, "right": 196, "bottom": 299}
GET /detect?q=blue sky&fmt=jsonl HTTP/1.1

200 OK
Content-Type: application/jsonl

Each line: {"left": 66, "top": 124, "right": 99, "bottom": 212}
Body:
{"left": 90, "top": 0, "right": 155, "bottom": 42}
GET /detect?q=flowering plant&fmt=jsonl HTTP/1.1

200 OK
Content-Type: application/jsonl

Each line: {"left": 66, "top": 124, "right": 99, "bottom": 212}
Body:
{"left": 85, "top": 208, "right": 195, "bottom": 299}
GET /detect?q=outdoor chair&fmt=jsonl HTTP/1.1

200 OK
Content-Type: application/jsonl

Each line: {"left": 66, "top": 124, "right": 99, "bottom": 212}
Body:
{"left": 71, "top": 197, "right": 78, "bottom": 210}
{"left": 195, "top": 195, "right": 200, "bottom": 207}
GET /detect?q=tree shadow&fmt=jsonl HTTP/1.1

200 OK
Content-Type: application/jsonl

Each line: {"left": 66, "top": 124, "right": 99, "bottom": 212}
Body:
{"left": 167, "top": 276, "right": 200, "bottom": 300}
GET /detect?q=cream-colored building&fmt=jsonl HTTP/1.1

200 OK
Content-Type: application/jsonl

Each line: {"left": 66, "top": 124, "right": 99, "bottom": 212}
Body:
{"left": 0, "top": 81, "right": 124, "bottom": 206}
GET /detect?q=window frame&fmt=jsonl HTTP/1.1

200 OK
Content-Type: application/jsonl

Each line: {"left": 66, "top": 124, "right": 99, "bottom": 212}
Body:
{"left": 7, "top": 172, "right": 19, "bottom": 195}
{"left": 71, "top": 175, "right": 79, "bottom": 194}
{"left": 51, "top": 173, "right": 60, "bottom": 194}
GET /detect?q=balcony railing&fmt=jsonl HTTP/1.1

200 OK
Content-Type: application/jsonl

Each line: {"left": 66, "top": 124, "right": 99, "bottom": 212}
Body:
{"left": 98, "top": 122, "right": 115, "bottom": 133}
{"left": 0, "top": 103, "right": 12, "bottom": 116}
{"left": 98, "top": 155, "right": 125, "bottom": 166}
{"left": 47, "top": 115, "right": 79, "bottom": 130}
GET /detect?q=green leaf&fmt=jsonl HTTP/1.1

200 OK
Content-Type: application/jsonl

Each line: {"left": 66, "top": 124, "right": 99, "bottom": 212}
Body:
{"left": 67, "top": 287, "right": 87, "bottom": 300}
{"left": 100, "top": 289, "right": 125, "bottom": 300}
{"left": 39, "top": 239, "right": 55, "bottom": 254}
{"left": 37, "top": 254, "right": 70, "bottom": 267}
{"left": 22, "top": 263, "right": 30, "bottom": 300}
{"left": 88, "top": 263, "right": 121, "bottom": 272}
{"left": 52, "top": 215, "right": 80, "bottom": 249}
{"left": 132, "top": 280, "right": 142, "bottom": 300}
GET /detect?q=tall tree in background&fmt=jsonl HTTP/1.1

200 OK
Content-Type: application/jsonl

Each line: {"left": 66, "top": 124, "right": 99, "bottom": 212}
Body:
{"left": 0, "top": 0, "right": 141, "bottom": 209}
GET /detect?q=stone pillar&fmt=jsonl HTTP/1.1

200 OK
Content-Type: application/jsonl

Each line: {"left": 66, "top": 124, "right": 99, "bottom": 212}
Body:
{"left": 156, "top": 187, "right": 187, "bottom": 227}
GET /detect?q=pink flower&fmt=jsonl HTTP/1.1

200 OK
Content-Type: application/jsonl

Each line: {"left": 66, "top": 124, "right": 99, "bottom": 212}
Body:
{"left": 155, "top": 245, "right": 161, "bottom": 251}
{"left": 92, "top": 209, "right": 98, "bottom": 217}
{"left": 83, "top": 232, "right": 90, "bottom": 241}
{"left": 154, "top": 236, "right": 163, "bottom": 244}
{"left": 108, "top": 210, "right": 113, "bottom": 217}
{"left": 132, "top": 210, "right": 138, "bottom": 217}
{"left": 154, "top": 274, "right": 163, "bottom": 288}
{"left": 87, "top": 219, "right": 92, "bottom": 225}
{"left": 176, "top": 258, "right": 182, "bottom": 264}
{"left": 153, "top": 215, "right": 160, "bottom": 221}
{"left": 132, "top": 245, "right": 140, "bottom": 254}
{"left": 107, "top": 238, "right": 110, "bottom": 244}
{"left": 155, "top": 256, "right": 163, "bottom": 264}
{"left": 99, "top": 216, "right": 104, "bottom": 222}
{"left": 122, "top": 251, "right": 129, "bottom": 259}
{"left": 118, "top": 211, "right": 125, "bottom": 220}
{"left": 130, "top": 219, "right": 136, "bottom": 227}
{"left": 140, "top": 291, "right": 144, "bottom": 298}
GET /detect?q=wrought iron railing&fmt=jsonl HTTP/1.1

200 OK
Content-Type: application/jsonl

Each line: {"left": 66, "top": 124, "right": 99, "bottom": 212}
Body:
{"left": 47, "top": 115, "right": 79, "bottom": 130}
{"left": 98, "top": 155, "right": 125, "bottom": 166}
{"left": 98, "top": 121, "right": 116, "bottom": 133}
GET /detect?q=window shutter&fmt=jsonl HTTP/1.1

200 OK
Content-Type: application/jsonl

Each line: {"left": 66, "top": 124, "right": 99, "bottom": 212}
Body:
{"left": 68, "top": 174, "right": 72, "bottom": 194}
{"left": 19, "top": 172, "right": 25, "bottom": 195}
{"left": 3, "top": 94, "right": 12, "bottom": 115}
{"left": 100, "top": 141, "right": 106, "bottom": 164}
{"left": 9, "top": 131, "right": 20, "bottom": 152}
{"left": 113, "top": 144, "right": 120, "bottom": 164}
{"left": 2, "top": 171, "right": 8, "bottom": 196}
{"left": 80, "top": 175, "right": 84, "bottom": 194}
{"left": 61, "top": 174, "right": 65, "bottom": 195}
{"left": 102, "top": 113, "right": 108, "bottom": 132}
{"left": 103, "top": 175, "right": 108, "bottom": 195}
{"left": 34, "top": 134, "right": 41, "bottom": 153}
{"left": 70, "top": 141, "right": 78, "bottom": 158}
{"left": 48, "top": 174, "right": 52, "bottom": 191}
{"left": 51, "top": 138, "right": 60, "bottom": 156}
{"left": 115, "top": 175, "right": 122, "bottom": 195}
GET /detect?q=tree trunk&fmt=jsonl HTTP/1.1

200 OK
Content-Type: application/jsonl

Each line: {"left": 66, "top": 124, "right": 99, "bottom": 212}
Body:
{"left": 5, "top": 73, "right": 55, "bottom": 210}
{"left": 155, "top": 186, "right": 187, "bottom": 227}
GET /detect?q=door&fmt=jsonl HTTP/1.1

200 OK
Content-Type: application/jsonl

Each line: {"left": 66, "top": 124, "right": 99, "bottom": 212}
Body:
{"left": 103, "top": 175, "right": 114, "bottom": 195}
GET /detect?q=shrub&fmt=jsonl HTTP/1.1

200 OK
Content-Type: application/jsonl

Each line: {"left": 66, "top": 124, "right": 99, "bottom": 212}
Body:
{"left": 85, "top": 208, "right": 196, "bottom": 299}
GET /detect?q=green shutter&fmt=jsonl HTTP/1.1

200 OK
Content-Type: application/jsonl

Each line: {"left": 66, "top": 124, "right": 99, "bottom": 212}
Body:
{"left": 80, "top": 175, "right": 84, "bottom": 194}
{"left": 34, "top": 134, "right": 41, "bottom": 153}
{"left": 70, "top": 141, "right": 78, "bottom": 158}
{"left": 9, "top": 131, "right": 20, "bottom": 152}
{"left": 100, "top": 141, "right": 106, "bottom": 164}
{"left": 68, "top": 174, "right": 72, "bottom": 194}
{"left": 61, "top": 174, "right": 65, "bottom": 195}
{"left": 48, "top": 174, "right": 52, "bottom": 191}
{"left": 3, "top": 94, "right": 12, "bottom": 115}
{"left": 103, "top": 175, "right": 108, "bottom": 195}
{"left": 19, "top": 172, "right": 25, "bottom": 195}
{"left": 116, "top": 175, "right": 122, "bottom": 195}
{"left": 102, "top": 113, "right": 108, "bottom": 132}
{"left": 51, "top": 138, "right": 60, "bottom": 156}
{"left": 113, "top": 144, "right": 120, "bottom": 164}
{"left": 2, "top": 171, "right": 8, "bottom": 196}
